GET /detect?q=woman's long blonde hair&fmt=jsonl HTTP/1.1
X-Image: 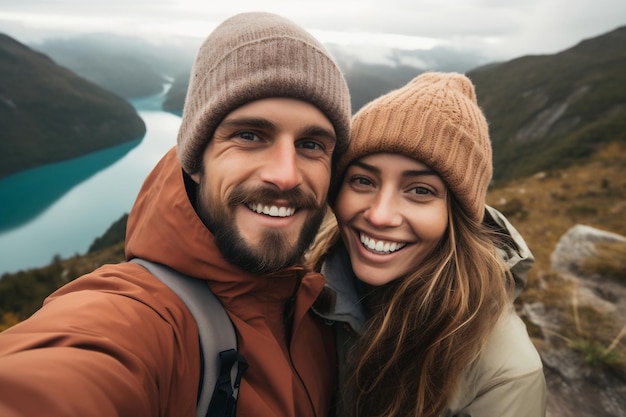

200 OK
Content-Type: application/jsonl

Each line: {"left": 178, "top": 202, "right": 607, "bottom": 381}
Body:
{"left": 308, "top": 196, "right": 514, "bottom": 417}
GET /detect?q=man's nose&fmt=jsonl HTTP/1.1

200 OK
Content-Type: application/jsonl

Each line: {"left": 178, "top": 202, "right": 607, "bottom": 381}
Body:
{"left": 259, "top": 140, "right": 303, "bottom": 191}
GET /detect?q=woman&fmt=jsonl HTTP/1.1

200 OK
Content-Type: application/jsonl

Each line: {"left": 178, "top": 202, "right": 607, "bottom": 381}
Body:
{"left": 309, "top": 72, "right": 546, "bottom": 417}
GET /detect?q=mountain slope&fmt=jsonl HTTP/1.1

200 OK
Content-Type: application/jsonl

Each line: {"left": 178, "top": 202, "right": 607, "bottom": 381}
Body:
{"left": 469, "top": 25, "right": 626, "bottom": 184}
{"left": 0, "top": 34, "right": 146, "bottom": 179}
{"left": 30, "top": 34, "right": 199, "bottom": 99}
{"left": 162, "top": 26, "right": 626, "bottom": 177}
{"left": 162, "top": 43, "right": 488, "bottom": 115}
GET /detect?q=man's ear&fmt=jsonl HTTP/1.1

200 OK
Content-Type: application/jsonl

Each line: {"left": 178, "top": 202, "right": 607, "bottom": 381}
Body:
{"left": 190, "top": 172, "right": 201, "bottom": 184}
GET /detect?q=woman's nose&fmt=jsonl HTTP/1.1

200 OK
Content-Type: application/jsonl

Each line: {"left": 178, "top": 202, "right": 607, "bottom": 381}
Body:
{"left": 363, "top": 191, "right": 402, "bottom": 227}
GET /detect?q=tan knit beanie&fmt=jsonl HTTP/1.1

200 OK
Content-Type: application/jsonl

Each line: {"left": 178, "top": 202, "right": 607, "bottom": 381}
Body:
{"left": 177, "top": 12, "right": 351, "bottom": 175}
{"left": 335, "top": 72, "right": 492, "bottom": 222}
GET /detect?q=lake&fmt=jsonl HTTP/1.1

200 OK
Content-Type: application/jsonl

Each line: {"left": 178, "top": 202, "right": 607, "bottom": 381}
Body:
{"left": 0, "top": 95, "right": 182, "bottom": 276}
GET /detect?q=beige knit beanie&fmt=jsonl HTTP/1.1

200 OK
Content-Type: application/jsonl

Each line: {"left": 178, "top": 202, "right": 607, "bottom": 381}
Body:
{"left": 335, "top": 72, "right": 492, "bottom": 222}
{"left": 177, "top": 12, "right": 351, "bottom": 175}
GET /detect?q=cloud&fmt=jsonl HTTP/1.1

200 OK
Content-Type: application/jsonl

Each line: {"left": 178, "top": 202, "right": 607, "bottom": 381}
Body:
{"left": 1, "top": 0, "right": 625, "bottom": 61}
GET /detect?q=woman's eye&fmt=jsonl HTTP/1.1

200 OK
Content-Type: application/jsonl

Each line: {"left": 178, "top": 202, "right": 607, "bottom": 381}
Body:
{"left": 410, "top": 186, "right": 433, "bottom": 196}
{"left": 350, "top": 176, "right": 374, "bottom": 187}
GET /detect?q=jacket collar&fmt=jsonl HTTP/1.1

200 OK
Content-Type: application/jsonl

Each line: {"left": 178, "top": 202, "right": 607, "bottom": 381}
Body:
{"left": 313, "top": 245, "right": 367, "bottom": 334}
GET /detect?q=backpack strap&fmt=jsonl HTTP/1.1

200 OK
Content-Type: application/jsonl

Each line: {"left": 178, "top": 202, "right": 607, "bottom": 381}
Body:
{"left": 131, "top": 258, "right": 248, "bottom": 417}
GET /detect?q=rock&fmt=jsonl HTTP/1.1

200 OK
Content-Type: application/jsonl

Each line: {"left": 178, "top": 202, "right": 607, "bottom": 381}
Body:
{"left": 523, "top": 225, "right": 626, "bottom": 417}
{"left": 551, "top": 224, "right": 626, "bottom": 277}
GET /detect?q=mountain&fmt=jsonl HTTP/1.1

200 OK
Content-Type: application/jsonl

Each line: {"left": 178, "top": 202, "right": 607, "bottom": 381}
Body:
{"left": 24, "top": 33, "right": 489, "bottom": 115}
{"left": 19, "top": 25, "right": 626, "bottom": 183}
{"left": 468, "top": 25, "right": 626, "bottom": 184}
{"left": 0, "top": 34, "right": 147, "bottom": 179}
{"left": 163, "top": 42, "right": 488, "bottom": 115}
{"left": 166, "top": 26, "right": 626, "bottom": 183}
{"left": 31, "top": 33, "right": 200, "bottom": 99}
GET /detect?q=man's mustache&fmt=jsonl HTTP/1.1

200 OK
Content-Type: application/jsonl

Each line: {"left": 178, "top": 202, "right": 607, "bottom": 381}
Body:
{"left": 228, "top": 186, "right": 320, "bottom": 210}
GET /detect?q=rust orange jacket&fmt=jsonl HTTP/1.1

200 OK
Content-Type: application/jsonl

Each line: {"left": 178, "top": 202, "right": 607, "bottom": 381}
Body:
{"left": 0, "top": 147, "right": 336, "bottom": 417}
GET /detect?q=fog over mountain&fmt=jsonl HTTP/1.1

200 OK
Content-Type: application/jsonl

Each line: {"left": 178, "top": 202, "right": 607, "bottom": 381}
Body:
{"left": 27, "top": 31, "right": 493, "bottom": 115}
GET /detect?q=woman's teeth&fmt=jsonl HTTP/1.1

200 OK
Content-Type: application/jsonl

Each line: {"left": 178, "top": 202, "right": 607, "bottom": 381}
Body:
{"left": 360, "top": 233, "right": 406, "bottom": 254}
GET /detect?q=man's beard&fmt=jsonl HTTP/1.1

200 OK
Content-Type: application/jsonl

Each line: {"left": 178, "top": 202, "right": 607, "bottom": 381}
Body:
{"left": 196, "top": 176, "right": 326, "bottom": 274}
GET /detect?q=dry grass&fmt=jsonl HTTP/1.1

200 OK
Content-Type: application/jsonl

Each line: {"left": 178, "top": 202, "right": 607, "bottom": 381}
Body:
{"left": 580, "top": 241, "right": 626, "bottom": 280}
{"left": 487, "top": 141, "right": 626, "bottom": 369}
{"left": 488, "top": 141, "right": 626, "bottom": 296}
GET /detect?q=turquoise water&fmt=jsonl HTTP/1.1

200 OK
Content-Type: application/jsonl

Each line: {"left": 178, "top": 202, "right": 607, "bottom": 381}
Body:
{"left": 0, "top": 100, "right": 182, "bottom": 275}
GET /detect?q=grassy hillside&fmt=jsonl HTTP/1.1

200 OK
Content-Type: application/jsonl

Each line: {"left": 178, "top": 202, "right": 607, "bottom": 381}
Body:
{"left": 488, "top": 141, "right": 626, "bottom": 371}
{"left": 0, "top": 34, "right": 146, "bottom": 179}
{"left": 469, "top": 26, "right": 626, "bottom": 184}
{"left": 162, "top": 26, "right": 626, "bottom": 186}
{"left": 488, "top": 141, "right": 626, "bottom": 293}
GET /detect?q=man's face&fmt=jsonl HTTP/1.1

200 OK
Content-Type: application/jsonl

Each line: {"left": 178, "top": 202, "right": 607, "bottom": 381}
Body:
{"left": 191, "top": 97, "right": 337, "bottom": 274}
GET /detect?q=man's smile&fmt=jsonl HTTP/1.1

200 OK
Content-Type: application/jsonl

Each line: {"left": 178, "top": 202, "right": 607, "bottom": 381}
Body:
{"left": 246, "top": 203, "right": 297, "bottom": 218}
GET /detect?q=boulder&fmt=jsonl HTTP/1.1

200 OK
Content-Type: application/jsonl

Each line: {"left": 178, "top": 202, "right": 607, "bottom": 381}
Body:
{"left": 522, "top": 225, "right": 626, "bottom": 417}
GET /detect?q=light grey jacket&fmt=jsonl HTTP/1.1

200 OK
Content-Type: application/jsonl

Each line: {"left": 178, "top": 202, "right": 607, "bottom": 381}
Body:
{"left": 314, "top": 206, "right": 547, "bottom": 417}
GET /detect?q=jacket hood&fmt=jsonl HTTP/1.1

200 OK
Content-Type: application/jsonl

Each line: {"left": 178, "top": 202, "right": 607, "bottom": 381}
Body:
{"left": 484, "top": 205, "right": 534, "bottom": 298}
{"left": 125, "top": 147, "right": 306, "bottom": 289}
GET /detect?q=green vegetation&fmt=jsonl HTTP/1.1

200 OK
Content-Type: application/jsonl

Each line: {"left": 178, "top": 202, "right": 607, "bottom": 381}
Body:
{"left": 568, "top": 338, "right": 624, "bottom": 369}
{"left": 88, "top": 214, "right": 128, "bottom": 253}
{"left": 0, "top": 241, "right": 125, "bottom": 322}
{"left": 568, "top": 291, "right": 626, "bottom": 371}
{"left": 469, "top": 26, "right": 626, "bottom": 184}
{"left": 0, "top": 34, "right": 146, "bottom": 179}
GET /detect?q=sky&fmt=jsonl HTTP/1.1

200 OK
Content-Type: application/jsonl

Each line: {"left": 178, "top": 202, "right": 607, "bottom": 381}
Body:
{"left": 1, "top": 0, "right": 626, "bottom": 64}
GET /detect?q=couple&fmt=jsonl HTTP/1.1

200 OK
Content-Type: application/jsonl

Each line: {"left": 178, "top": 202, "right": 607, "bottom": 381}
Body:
{"left": 0, "top": 11, "right": 545, "bottom": 417}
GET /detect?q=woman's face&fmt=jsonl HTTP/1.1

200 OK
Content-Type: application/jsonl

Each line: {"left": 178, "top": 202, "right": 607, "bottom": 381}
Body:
{"left": 335, "top": 153, "right": 449, "bottom": 286}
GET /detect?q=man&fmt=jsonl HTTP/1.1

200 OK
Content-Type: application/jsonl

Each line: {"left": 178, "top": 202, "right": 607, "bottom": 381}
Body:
{"left": 0, "top": 12, "right": 351, "bottom": 417}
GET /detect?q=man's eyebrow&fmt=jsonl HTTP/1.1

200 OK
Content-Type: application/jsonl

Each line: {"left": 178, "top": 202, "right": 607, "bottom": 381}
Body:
{"left": 218, "top": 117, "right": 275, "bottom": 130}
{"left": 351, "top": 160, "right": 439, "bottom": 178}
{"left": 301, "top": 125, "right": 337, "bottom": 141}
{"left": 218, "top": 118, "right": 336, "bottom": 141}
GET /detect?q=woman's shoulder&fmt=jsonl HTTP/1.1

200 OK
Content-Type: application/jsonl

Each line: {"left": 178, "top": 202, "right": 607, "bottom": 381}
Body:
{"left": 476, "top": 307, "right": 543, "bottom": 380}
{"left": 446, "top": 307, "right": 546, "bottom": 415}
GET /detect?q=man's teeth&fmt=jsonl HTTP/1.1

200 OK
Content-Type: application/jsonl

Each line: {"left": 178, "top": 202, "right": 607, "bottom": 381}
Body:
{"left": 248, "top": 203, "right": 296, "bottom": 217}
{"left": 360, "top": 233, "right": 406, "bottom": 254}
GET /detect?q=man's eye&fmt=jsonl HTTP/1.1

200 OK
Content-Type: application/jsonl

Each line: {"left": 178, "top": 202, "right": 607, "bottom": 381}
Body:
{"left": 298, "top": 140, "right": 323, "bottom": 151}
{"left": 236, "top": 131, "right": 259, "bottom": 141}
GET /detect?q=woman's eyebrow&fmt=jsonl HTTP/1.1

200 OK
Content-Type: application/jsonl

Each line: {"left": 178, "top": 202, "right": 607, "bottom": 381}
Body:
{"left": 351, "top": 160, "right": 379, "bottom": 174}
{"left": 403, "top": 169, "right": 439, "bottom": 178}
{"left": 351, "top": 160, "right": 439, "bottom": 178}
